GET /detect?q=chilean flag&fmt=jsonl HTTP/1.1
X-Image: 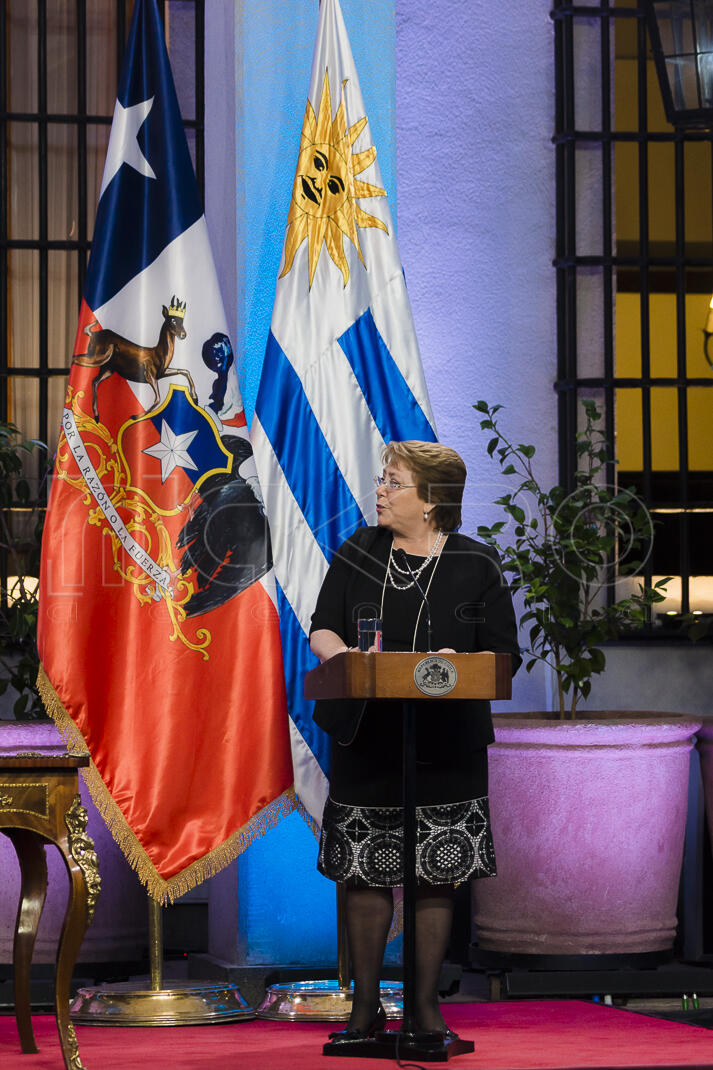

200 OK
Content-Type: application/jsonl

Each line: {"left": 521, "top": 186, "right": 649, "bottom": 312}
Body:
{"left": 37, "top": 0, "right": 293, "bottom": 902}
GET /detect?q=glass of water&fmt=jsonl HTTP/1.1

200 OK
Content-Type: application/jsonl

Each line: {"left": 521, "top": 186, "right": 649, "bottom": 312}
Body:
{"left": 357, "top": 618, "right": 383, "bottom": 652}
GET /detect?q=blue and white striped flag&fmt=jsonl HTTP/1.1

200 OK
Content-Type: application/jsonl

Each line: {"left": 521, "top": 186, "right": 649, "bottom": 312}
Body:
{"left": 251, "top": 0, "right": 436, "bottom": 825}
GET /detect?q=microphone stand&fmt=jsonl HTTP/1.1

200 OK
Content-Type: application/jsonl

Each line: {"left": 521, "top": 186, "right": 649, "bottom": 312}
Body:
{"left": 393, "top": 551, "right": 431, "bottom": 1042}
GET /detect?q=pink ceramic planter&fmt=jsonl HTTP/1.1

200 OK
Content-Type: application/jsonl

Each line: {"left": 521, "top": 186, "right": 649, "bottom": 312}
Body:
{"left": 472, "top": 713, "right": 701, "bottom": 956}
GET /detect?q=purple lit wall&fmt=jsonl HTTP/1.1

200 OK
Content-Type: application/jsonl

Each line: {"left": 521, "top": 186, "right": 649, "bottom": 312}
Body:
{"left": 394, "top": 0, "right": 557, "bottom": 713}
{"left": 395, "top": 1, "right": 556, "bottom": 527}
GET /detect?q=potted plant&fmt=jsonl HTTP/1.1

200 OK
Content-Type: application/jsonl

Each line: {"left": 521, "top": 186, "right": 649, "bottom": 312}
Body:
{"left": 469, "top": 400, "right": 701, "bottom": 961}
{"left": 0, "top": 419, "right": 47, "bottom": 720}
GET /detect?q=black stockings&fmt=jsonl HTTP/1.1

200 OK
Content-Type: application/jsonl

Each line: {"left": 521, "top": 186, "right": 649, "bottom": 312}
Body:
{"left": 345, "top": 883, "right": 456, "bottom": 1033}
{"left": 346, "top": 886, "right": 394, "bottom": 1031}
{"left": 413, "top": 884, "right": 455, "bottom": 1032}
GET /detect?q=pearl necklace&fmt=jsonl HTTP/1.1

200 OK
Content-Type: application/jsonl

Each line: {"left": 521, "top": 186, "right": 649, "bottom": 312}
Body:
{"left": 386, "top": 530, "right": 445, "bottom": 590}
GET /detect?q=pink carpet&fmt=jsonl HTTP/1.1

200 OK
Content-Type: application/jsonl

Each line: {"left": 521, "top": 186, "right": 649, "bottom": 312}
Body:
{"left": 2, "top": 1001, "right": 713, "bottom": 1069}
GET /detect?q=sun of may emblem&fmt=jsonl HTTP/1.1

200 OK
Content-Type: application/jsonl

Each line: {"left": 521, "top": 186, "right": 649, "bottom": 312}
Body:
{"left": 280, "top": 68, "right": 388, "bottom": 289}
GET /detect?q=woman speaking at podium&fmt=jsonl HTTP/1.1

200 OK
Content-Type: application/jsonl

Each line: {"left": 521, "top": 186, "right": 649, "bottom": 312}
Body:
{"left": 309, "top": 440, "right": 520, "bottom": 1043}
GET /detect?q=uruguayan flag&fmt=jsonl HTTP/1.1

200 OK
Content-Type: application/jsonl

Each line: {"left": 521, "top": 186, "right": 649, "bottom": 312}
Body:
{"left": 252, "top": 0, "right": 436, "bottom": 825}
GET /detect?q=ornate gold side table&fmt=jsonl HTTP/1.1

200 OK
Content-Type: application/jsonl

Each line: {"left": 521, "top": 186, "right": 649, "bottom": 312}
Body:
{"left": 0, "top": 750, "right": 100, "bottom": 1070}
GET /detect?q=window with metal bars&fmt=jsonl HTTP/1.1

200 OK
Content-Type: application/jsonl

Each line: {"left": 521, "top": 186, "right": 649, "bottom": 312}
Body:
{"left": 553, "top": 0, "right": 713, "bottom": 629}
{"left": 0, "top": 0, "right": 204, "bottom": 618}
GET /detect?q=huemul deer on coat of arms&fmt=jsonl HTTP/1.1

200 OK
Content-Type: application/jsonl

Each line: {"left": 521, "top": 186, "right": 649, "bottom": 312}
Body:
{"left": 73, "top": 297, "right": 197, "bottom": 422}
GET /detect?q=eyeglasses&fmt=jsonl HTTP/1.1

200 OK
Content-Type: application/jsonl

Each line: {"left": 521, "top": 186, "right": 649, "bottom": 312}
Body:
{"left": 374, "top": 476, "right": 416, "bottom": 492}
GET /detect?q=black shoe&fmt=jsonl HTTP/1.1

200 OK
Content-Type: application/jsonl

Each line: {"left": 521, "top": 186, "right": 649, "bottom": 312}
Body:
{"left": 327, "top": 1004, "right": 387, "bottom": 1044}
{"left": 412, "top": 1026, "right": 460, "bottom": 1046}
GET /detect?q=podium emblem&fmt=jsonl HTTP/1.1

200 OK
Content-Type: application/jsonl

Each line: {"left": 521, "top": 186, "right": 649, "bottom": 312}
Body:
{"left": 413, "top": 657, "right": 457, "bottom": 697}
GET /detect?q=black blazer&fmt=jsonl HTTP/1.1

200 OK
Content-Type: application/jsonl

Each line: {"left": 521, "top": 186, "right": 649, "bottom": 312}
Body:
{"left": 309, "top": 526, "right": 521, "bottom": 745}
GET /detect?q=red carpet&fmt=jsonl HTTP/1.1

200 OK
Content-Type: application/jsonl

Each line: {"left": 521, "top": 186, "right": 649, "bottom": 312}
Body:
{"left": 2, "top": 1002, "right": 713, "bottom": 1069}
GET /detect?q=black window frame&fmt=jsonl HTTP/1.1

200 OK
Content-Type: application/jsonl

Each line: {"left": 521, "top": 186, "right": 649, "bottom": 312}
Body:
{"left": 0, "top": 0, "right": 205, "bottom": 635}
{"left": 0, "top": 0, "right": 205, "bottom": 482}
{"left": 552, "top": 0, "right": 713, "bottom": 628}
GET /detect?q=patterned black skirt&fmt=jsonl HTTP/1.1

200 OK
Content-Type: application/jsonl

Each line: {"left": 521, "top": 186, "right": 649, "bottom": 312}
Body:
{"left": 317, "top": 795, "right": 496, "bottom": 887}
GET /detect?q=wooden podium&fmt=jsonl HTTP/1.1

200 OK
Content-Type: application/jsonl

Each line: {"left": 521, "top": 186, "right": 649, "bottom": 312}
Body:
{"left": 306, "top": 650, "right": 511, "bottom": 1062}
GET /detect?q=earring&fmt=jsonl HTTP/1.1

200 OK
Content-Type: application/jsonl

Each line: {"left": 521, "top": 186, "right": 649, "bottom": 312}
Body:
{"left": 423, "top": 510, "right": 430, "bottom": 522}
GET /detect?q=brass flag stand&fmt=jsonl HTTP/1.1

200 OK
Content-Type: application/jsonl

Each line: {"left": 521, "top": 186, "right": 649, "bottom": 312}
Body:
{"left": 256, "top": 883, "right": 403, "bottom": 1021}
{"left": 70, "top": 898, "right": 255, "bottom": 1025}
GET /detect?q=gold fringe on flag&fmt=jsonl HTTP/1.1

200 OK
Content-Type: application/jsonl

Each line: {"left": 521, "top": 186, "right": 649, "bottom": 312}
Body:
{"left": 294, "top": 796, "right": 320, "bottom": 840}
{"left": 37, "top": 664, "right": 297, "bottom": 904}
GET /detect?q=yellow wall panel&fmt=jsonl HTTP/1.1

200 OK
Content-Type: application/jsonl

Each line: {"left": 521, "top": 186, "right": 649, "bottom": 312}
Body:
{"left": 616, "top": 293, "right": 713, "bottom": 470}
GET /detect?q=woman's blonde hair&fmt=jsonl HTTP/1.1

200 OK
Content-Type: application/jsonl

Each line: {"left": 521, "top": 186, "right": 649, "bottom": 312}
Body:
{"left": 381, "top": 441, "right": 466, "bottom": 532}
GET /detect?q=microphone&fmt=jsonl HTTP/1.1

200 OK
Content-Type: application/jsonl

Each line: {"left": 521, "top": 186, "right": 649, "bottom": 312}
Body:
{"left": 395, "top": 549, "right": 433, "bottom": 652}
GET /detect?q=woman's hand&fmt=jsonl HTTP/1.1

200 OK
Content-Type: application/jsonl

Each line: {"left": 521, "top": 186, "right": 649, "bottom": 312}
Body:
{"left": 310, "top": 628, "right": 352, "bottom": 663}
{"left": 436, "top": 648, "right": 456, "bottom": 654}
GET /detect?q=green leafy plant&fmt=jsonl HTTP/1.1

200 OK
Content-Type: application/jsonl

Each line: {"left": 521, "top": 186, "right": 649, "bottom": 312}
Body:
{"left": 474, "top": 399, "right": 668, "bottom": 718}
{"left": 0, "top": 421, "right": 48, "bottom": 719}
{"left": 687, "top": 616, "right": 713, "bottom": 642}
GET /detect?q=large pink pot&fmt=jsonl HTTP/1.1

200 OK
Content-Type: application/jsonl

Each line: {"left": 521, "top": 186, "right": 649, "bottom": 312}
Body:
{"left": 472, "top": 713, "right": 701, "bottom": 956}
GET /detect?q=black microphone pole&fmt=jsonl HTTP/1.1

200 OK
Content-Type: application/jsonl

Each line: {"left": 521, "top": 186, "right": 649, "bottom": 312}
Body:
{"left": 395, "top": 549, "right": 433, "bottom": 652}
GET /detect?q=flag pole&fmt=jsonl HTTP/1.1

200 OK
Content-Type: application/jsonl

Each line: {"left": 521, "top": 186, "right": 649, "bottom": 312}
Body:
{"left": 69, "top": 891, "right": 256, "bottom": 1026}
{"left": 149, "top": 899, "right": 163, "bottom": 991}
